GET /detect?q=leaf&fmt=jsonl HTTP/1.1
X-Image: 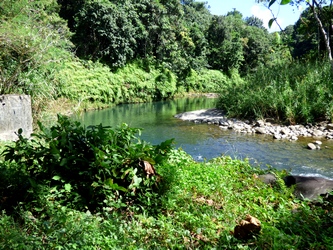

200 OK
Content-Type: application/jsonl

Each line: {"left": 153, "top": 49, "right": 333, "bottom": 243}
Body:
{"left": 280, "top": 0, "right": 291, "bottom": 5}
{"left": 52, "top": 175, "right": 61, "bottom": 181}
{"left": 110, "top": 183, "right": 127, "bottom": 192}
{"left": 64, "top": 183, "right": 72, "bottom": 192}
{"left": 268, "top": 18, "right": 275, "bottom": 28}
{"left": 268, "top": 0, "right": 277, "bottom": 8}
{"left": 60, "top": 158, "right": 67, "bottom": 167}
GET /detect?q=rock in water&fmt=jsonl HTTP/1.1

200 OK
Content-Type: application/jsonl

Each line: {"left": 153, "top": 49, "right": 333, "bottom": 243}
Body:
{"left": 307, "top": 143, "right": 317, "bottom": 150}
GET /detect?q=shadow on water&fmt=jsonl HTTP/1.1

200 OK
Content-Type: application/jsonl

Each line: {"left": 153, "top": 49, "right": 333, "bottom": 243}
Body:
{"left": 75, "top": 97, "right": 333, "bottom": 179}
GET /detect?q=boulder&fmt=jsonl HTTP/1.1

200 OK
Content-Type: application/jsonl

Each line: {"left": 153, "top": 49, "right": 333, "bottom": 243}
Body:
{"left": 284, "top": 175, "right": 333, "bottom": 200}
{"left": 258, "top": 174, "right": 333, "bottom": 200}
{"left": 258, "top": 173, "right": 277, "bottom": 185}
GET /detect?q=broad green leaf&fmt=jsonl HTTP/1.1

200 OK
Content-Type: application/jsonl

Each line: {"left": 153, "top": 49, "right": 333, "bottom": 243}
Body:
{"left": 52, "top": 175, "right": 61, "bottom": 181}
{"left": 111, "top": 183, "right": 127, "bottom": 192}
{"left": 64, "top": 183, "right": 72, "bottom": 192}
{"left": 142, "top": 156, "right": 156, "bottom": 165}
{"left": 280, "top": 0, "right": 291, "bottom": 5}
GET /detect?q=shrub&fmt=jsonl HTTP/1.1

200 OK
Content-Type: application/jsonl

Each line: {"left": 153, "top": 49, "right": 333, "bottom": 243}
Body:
{"left": 2, "top": 115, "right": 174, "bottom": 212}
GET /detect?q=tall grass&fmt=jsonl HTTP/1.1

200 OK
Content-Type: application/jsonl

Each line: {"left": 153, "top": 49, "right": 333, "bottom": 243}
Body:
{"left": 217, "top": 61, "right": 333, "bottom": 124}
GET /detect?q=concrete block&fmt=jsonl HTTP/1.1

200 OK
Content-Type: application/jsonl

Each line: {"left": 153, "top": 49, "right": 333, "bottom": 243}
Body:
{"left": 0, "top": 95, "right": 33, "bottom": 141}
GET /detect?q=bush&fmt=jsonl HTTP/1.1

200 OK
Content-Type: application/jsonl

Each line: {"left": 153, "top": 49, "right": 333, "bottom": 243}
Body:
{"left": 2, "top": 115, "right": 174, "bottom": 212}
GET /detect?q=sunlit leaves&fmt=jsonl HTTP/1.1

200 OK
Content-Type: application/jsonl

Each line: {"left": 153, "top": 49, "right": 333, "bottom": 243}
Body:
{"left": 280, "top": 0, "right": 292, "bottom": 5}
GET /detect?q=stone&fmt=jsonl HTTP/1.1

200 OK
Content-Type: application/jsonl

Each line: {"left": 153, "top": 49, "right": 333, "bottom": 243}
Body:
{"left": 284, "top": 175, "right": 333, "bottom": 200}
{"left": 234, "top": 214, "right": 261, "bottom": 240}
{"left": 312, "top": 129, "right": 324, "bottom": 137}
{"left": 280, "top": 127, "right": 290, "bottom": 135}
{"left": 273, "top": 133, "right": 281, "bottom": 139}
{"left": 258, "top": 173, "right": 277, "bottom": 185}
{"left": 307, "top": 143, "right": 317, "bottom": 150}
{"left": 314, "top": 140, "right": 322, "bottom": 145}
{"left": 174, "top": 109, "right": 333, "bottom": 144}
{"left": 255, "top": 127, "right": 266, "bottom": 134}
{"left": 255, "top": 120, "right": 265, "bottom": 127}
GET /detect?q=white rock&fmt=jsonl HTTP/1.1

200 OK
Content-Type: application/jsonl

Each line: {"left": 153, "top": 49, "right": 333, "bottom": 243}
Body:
{"left": 307, "top": 143, "right": 317, "bottom": 150}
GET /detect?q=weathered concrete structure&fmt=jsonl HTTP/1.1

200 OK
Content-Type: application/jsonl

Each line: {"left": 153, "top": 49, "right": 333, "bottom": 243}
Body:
{"left": 0, "top": 95, "right": 33, "bottom": 141}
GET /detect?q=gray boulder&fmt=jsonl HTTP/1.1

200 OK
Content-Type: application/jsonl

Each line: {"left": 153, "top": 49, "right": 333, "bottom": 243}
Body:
{"left": 284, "top": 175, "right": 333, "bottom": 200}
{"left": 258, "top": 174, "right": 333, "bottom": 200}
{"left": 258, "top": 173, "right": 277, "bottom": 185}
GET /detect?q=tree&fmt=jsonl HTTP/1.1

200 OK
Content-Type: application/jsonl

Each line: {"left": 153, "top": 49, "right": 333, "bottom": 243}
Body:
{"left": 70, "top": 0, "right": 138, "bottom": 67}
{"left": 257, "top": 0, "right": 333, "bottom": 62}
{"left": 0, "top": 0, "right": 72, "bottom": 94}
{"left": 207, "top": 15, "right": 244, "bottom": 73}
{"left": 240, "top": 25, "right": 272, "bottom": 72}
{"left": 245, "top": 16, "right": 265, "bottom": 29}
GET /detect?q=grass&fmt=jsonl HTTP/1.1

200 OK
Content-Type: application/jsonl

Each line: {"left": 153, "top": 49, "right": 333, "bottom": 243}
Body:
{"left": 217, "top": 60, "right": 333, "bottom": 124}
{"left": 1, "top": 148, "right": 332, "bottom": 249}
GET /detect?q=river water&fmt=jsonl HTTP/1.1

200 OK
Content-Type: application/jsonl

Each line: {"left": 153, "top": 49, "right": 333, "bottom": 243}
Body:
{"left": 76, "top": 97, "right": 333, "bottom": 179}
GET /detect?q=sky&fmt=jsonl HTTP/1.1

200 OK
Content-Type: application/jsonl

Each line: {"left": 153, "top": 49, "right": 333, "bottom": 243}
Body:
{"left": 206, "top": 0, "right": 306, "bottom": 32}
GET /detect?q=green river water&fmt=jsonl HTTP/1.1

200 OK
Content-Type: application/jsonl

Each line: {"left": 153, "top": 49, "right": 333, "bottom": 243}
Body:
{"left": 76, "top": 97, "right": 333, "bottom": 179}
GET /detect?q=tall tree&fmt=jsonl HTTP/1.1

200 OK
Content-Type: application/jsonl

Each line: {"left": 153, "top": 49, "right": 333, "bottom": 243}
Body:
{"left": 257, "top": 0, "right": 333, "bottom": 61}
{"left": 207, "top": 14, "right": 244, "bottom": 73}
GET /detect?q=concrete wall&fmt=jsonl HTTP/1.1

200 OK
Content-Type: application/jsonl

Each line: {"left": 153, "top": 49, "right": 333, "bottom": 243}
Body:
{"left": 0, "top": 95, "right": 33, "bottom": 141}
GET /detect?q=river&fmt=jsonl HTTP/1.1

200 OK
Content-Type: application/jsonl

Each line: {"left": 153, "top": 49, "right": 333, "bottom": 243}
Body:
{"left": 76, "top": 96, "right": 333, "bottom": 179}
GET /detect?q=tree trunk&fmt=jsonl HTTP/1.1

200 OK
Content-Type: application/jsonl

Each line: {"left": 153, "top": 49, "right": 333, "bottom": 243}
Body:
{"left": 310, "top": 4, "right": 333, "bottom": 61}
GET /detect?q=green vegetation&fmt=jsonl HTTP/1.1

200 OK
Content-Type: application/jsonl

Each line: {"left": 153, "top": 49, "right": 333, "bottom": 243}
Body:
{"left": 2, "top": 0, "right": 333, "bottom": 124}
{"left": 2, "top": 0, "right": 333, "bottom": 248}
{"left": 217, "top": 60, "right": 333, "bottom": 124}
{"left": 1, "top": 115, "right": 173, "bottom": 213}
{"left": 1, "top": 120, "right": 333, "bottom": 249}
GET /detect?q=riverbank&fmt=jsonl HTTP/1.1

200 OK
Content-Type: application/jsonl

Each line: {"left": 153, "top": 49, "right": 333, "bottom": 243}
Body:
{"left": 2, "top": 98, "right": 333, "bottom": 249}
{"left": 175, "top": 108, "right": 333, "bottom": 143}
{"left": 1, "top": 151, "right": 333, "bottom": 249}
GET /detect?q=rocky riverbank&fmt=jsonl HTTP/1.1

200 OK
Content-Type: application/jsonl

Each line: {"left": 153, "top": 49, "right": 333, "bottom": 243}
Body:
{"left": 175, "top": 109, "right": 333, "bottom": 147}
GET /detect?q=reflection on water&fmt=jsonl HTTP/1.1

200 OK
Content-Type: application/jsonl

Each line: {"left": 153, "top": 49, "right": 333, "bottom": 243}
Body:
{"left": 76, "top": 97, "right": 333, "bottom": 179}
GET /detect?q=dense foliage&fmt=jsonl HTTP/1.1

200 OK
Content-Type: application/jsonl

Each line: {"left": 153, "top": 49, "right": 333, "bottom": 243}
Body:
{"left": 1, "top": 115, "right": 173, "bottom": 213}
{"left": 1, "top": 1, "right": 333, "bottom": 247}
{"left": 2, "top": 0, "right": 332, "bottom": 124}
{"left": 1, "top": 138, "right": 333, "bottom": 248}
